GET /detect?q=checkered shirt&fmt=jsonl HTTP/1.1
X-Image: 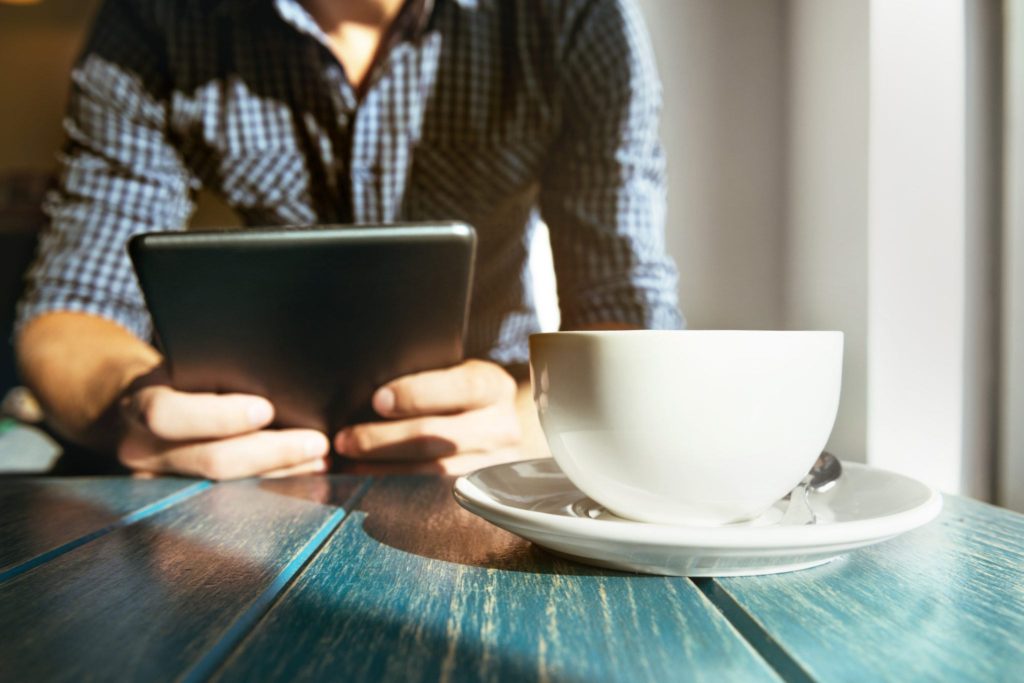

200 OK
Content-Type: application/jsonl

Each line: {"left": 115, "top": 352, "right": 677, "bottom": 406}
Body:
{"left": 17, "top": 0, "right": 683, "bottom": 370}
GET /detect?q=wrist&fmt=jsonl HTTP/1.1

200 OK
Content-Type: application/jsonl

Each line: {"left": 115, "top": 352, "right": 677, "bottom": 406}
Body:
{"left": 17, "top": 313, "right": 163, "bottom": 452}
{"left": 90, "top": 354, "right": 163, "bottom": 450}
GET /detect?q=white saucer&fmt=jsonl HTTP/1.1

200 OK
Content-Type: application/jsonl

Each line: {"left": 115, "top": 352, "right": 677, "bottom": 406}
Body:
{"left": 453, "top": 458, "right": 942, "bottom": 577}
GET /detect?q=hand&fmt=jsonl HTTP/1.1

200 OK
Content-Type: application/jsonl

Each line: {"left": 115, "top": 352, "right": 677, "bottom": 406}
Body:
{"left": 334, "top": 359, "right": 521, "bottom": 465}
{"left": 117, "top": 372, "right": 330, "bottom": 480}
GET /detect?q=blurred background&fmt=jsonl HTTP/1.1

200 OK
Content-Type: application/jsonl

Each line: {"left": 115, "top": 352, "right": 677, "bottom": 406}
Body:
{"left": 0, "top": 0, "right": 1020, "bottom": 511}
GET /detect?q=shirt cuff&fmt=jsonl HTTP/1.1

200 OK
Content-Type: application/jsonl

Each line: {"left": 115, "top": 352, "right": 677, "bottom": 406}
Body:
{"left": 15, "top": 289, "right": 153, "bottom": 343}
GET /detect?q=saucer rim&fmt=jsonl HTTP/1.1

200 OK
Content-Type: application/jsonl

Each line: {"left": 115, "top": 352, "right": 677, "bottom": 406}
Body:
{"left": 453, "top": 459, "right": 943, "bottom": 551}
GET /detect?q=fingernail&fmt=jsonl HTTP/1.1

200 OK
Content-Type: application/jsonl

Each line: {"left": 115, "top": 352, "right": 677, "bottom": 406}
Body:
{"left": 314, "top": 458, "right": 328, "bottom": 472}
{"left": 373, "top": 388, "right": 395, "bottom": 416}
{"left": 335, "top": 430, "right": 351, "bottom": 454}
{"left": 248, "top": 401, "right": 274, "bottom": 426}
{"left": 305, "top": 434, "right": 328, "bottom": 457}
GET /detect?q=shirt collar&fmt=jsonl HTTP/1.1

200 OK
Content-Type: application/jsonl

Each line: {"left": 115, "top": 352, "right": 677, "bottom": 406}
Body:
{"left": 232, "top": 0, "right": 440, "bottom": 43}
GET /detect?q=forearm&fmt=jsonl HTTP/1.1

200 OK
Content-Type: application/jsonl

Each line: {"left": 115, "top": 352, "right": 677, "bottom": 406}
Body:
{"left": 11, "top": 0, "right": 192, "bottom": 453}
{"left": 15, "top": 311, "right": 162, "bottom": 451}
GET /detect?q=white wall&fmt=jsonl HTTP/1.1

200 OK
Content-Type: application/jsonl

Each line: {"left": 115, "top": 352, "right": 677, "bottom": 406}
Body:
{"left": 1001, "top": 0, "right": 1024, "bottom": 511}
{"left": 638, "top": 0, "right": 787, "bottom": 331}
{"left": 963, "top": 0, "right": 1002, "bottom": 502}
{"left": 867, "top": 0, "right": 970, "bottom": 494}
{"left": 784, "top": 0, "right": 869, "bottom": 463}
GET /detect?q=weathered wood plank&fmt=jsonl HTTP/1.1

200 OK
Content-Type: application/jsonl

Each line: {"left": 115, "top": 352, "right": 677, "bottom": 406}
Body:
{"left": 216, "top": 476, "right": 780, "bottom": 683}
{"left": 0, "top": 475, "right": 365, "bottom": 682}
{"left": 703, "top": 496, "right": 1024, "bottom": 683}
{"left": 0, "top": 476, "right": 204, "bottom": 578}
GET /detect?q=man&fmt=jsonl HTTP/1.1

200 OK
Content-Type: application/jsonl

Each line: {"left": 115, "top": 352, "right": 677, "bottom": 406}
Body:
{"left": 15, "top": 0, "right": 682, "bottom": 479}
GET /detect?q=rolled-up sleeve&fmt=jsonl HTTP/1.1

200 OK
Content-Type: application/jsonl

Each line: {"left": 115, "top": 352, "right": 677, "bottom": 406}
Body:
{"left": 16, "top": 0, "right": 194, "bottom": 341}
{"left": 539, "top": 0, "right": 683, "bottom": 330}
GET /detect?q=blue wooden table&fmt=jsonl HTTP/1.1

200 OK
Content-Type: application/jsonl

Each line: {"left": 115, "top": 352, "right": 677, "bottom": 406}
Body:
{"left": 1, "top": 472, "right": 1021, "bottom": 682}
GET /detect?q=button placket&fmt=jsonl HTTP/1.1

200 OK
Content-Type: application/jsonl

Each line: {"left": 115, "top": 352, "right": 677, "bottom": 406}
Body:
{"left": 317, "top": 57, "right": 356, "bottom": 220}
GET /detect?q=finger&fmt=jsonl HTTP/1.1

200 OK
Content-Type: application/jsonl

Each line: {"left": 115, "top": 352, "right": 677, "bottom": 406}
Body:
{"left": 126, "top": 385, "right": 275, "bottom": 440}
{"left": 260, "top": 457, "right": 329, "bottom": 479}
{"left": 337, "top": 404, "right": 520, "bottom": 460}
{"left": 373, "top": 359, "right": 517, "bottom": 418}
{"left": 122, "top": 428, "right": 329, "bottom": 480}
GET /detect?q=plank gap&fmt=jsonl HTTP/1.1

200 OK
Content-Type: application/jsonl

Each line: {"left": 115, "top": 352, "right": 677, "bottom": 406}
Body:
{"left": 183, "top": 477, "right": 376, "bottom": 682}
{"left": 695, "top": 578, "right": 816, "bottom": 683}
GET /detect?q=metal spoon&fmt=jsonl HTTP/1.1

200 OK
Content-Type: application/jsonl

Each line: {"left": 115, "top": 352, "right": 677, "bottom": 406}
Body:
{"left": 781, "top": 451, "right": 843, "bottom": 525}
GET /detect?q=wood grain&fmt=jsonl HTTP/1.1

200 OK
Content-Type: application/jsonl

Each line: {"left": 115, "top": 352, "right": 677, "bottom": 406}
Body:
{"left": 0, "top": 475, "right": 365, "bottom": 682}
{"left": 704, "top": 496, "right": 1024, "bottom": 682}
{"left": 215, "top": 476, "right": 780, "bottom": 683}
{"left": 0, "top": 476, "right": 201, "bottom": 577}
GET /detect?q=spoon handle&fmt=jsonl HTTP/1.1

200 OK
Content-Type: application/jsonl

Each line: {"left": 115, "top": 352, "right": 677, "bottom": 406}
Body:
{"left": 780, "top": 481, "right": 817, "bottom": 526}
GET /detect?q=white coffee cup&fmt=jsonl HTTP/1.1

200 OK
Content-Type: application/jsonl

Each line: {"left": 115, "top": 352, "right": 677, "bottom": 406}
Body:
{"left": 529, "top": 330, "right": 843, "bottom": 526}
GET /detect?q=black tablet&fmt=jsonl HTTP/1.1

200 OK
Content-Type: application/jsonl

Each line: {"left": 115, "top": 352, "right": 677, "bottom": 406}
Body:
{"left": 128, "top": 223, "right": 476, "bottom": 435}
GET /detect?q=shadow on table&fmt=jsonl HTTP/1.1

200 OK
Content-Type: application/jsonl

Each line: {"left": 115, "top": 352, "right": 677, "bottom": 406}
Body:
{"left": 259, "top": 473, "right": 563, "bottom": 573}
{"left": 343, "top": 475, "right": 634, "bottom": 577}
{"left": 237, "top": 477, "right": 623, "bottom": 681}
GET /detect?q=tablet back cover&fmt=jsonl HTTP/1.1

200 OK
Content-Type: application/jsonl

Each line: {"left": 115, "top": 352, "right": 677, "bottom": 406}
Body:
{"left": 129, "top": 224, "right": 475, "bottom": 434}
